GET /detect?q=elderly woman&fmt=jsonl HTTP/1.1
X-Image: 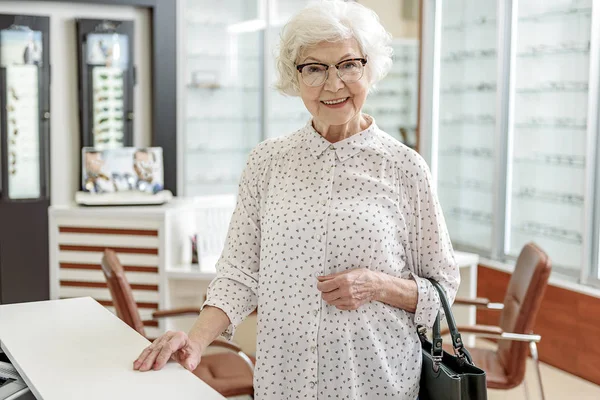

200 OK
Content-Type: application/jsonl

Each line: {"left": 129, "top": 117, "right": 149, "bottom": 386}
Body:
{"left": 134, "top": 1, "right": 459, "bottom": 398}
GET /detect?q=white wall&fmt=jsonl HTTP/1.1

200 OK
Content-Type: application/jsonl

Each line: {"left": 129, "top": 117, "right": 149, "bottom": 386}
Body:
{"left": 0, "top": 1, "right": 152, "bottom": 205}
{"left": 358, "top": 0, "right": 419, "bottom": 39}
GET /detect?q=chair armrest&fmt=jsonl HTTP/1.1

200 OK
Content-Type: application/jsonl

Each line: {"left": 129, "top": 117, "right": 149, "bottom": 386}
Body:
{"left": 441, "top": 324, "right": 504, "bottom": 336}
{"left": 453, "top": 297, "right": 504, "bottom": 310}
{"left": 442, "top": 324, "right": 541, "bottom": 343}
{"left": 209, "top": 338, "right": 255, "bottom": 372}
{"left": 210, "top": 338, "right": 244, "bottom": 353}
{"left": 151, "top": 307, "right": 201, "bottom": 319}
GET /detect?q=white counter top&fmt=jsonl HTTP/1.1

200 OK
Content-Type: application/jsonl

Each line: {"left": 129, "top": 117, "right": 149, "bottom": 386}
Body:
{"left": 0, "top": 297, "right": 225, "bottom": 400}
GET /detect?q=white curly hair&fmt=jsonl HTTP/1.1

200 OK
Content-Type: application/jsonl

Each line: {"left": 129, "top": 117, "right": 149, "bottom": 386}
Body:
{"left": 274, "top": 0, "right": 393, "bottom": 96}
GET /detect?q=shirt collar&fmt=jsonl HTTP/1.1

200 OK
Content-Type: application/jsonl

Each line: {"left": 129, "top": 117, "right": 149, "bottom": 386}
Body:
{"left": 302, "top": 115, "right": 378, "bottom": 162}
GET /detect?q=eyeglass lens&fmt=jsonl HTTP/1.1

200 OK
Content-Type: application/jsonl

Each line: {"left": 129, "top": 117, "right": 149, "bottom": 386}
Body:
{"left": 301, "top": 59, "right": 364, "bottom": 87}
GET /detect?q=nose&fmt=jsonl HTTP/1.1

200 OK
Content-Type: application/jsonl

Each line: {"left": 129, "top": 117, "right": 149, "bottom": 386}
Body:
{"left": 323, "top": 68, "right": 345, "bottom": 92}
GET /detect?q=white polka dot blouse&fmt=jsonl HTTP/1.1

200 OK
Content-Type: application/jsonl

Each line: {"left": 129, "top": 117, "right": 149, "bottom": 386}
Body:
{"left": 203, "top": 116, "right": 460, "bottom": 400}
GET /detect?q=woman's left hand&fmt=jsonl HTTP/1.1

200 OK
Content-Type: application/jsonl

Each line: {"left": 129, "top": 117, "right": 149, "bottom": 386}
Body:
{"left": 316, "top": 268, "right": 386, "bottom": 310}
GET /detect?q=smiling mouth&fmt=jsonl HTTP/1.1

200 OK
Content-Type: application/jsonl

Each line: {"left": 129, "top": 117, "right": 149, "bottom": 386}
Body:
{"left": 321, "top": 97, "right": 349, "bottom": 105}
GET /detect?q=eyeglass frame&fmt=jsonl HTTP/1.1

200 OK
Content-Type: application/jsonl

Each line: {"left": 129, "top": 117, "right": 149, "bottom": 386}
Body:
{"left": 295, "top": 57, "right": 368, "bottom": 86}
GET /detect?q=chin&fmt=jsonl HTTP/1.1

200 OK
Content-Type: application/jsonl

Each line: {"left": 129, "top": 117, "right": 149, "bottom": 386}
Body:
{"left": 319, "top": 108, "right": 357, "bottom": 124}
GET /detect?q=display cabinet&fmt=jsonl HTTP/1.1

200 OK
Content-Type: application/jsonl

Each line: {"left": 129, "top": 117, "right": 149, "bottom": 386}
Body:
{"left": 421, "top": 0, "right": 600, "bottom": 283}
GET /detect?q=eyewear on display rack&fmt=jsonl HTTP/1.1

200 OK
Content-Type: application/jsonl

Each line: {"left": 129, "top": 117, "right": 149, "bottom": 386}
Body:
{"left": 442, "top": 7, "right": 592, "bottom": 33}
{"left": 519, "top": 6, "right": 592, "bottom": 23}
{"left": 295, "top": 57, "right": 367, "bottom": 87}
{"left": 516, "top": 221, "right": 583, "bottom": 244}
{"left": 392, "top": 54, "right": 416, "bottom": 63}
{"left": 95, "top": 105, "right": 124, "bottom": 113}
{"left": 373, "top": 88, "right": 413, "bottom": 97}
{"left": 440, "top": 115, "right": 496, "bottom": 125}
{"left": 518, "top": 41, "right": 590, "bottom": 58}
{"left": 438, "top": 178, "right": 493, "bottom": 192}
{"left": 96, "top": 137, "right": 124, "bottom": 145}
{"left": 98, "top": 72, "right": 124, "bottom": 80}
{"left": 94, "top": 85, "right": 123, "bottom": 93}
{"left": 516, "top": 81, "right": 589, "bottom": 93}
{"left": 441, "top": 146, "right": 494, "bottom": 159}
{"left": 9, "top": 86, "right": 19, "bottom": 101}
{"left": 442, "top": 48, "right": 496, "bottom": 63}
{"left": 95, "top": 125, "right": 124, "bottom": 134}
{"left": 448, "top": 207, "right": 493, "bottom": 225}
{"left": 96, "top": 115, "right": 124, "bottom": 124}
{"left": 514, "top": 187, "right": 584, "bottom": 206}
{"left": 514, "top": 117, "right": 587, "bottom": 130}
{"left": 513, "top": 153, "right": 585, "bottom": 167}
{"left": 441, "top": 82, "right": 497, "bottom": 93}
{"left": 368, "top": 106, "right": 410, "bottom": 116}
{"left": 443, "top": 15, "right": 496, "bottom": 32}
{"left": 384, "top": 71, "right": 414, "bottom": 79}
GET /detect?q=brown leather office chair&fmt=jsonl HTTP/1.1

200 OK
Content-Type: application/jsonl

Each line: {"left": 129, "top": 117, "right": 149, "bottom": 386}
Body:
{"left": 444, "top": 242, "right": 551, "bottom": 399}
{"left": 100, "top": 249, "right": 254, "bottom": 398}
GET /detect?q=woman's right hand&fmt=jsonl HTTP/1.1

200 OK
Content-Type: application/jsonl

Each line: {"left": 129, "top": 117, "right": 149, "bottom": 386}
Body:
{"left": 133, "top": 331, "right": 203, "bottom": 372}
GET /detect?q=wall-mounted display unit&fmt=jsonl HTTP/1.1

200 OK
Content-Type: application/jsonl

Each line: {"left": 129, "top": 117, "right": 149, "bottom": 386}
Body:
{"left": 76, "top": 19, "right": 134, "bottom": 151}
{"left": 0, "top": 14, "right": 50, "bottom": 201}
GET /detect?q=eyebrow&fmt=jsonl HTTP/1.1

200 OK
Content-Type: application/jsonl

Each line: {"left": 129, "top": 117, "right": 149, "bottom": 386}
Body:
{"left": 301, "top": 53, "right": 357, "bottom": 63}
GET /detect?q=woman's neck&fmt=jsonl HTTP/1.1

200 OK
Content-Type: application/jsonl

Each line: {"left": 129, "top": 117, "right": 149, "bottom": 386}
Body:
{"left": 312, "top": 113, "right": 370, "bottom": 143}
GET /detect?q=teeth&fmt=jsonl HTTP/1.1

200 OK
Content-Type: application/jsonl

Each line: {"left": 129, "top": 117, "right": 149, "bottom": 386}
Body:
{"left": 322, "top": 98, "right": 347, "bottom": 105}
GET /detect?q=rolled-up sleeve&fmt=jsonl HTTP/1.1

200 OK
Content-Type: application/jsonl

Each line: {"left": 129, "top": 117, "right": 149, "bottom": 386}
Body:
{"left": 201, "top": 149, "right": 264, "bottom": 340}
{"left": 406, "top": 161, "right": 460, "bottom": 328}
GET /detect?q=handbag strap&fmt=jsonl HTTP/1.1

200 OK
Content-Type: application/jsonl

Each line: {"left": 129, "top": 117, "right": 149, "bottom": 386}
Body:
{"left": 427, "top": 279, "right": 470, "bottom": 363}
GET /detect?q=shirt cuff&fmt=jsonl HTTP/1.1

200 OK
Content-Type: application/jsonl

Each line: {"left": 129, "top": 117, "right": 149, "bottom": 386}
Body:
{"left": 409, "top": 272, "right": 441, "bottom": 328}
{"left": 201, "top": 277, "right": 257, "bottom": 341}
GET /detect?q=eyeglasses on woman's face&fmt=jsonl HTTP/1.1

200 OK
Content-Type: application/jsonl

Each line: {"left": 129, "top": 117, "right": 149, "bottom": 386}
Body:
{"left": 296, "top": 57, "right": 367, "bottom": 87}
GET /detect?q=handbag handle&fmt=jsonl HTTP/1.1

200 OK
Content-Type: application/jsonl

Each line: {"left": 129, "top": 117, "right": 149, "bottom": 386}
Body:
{"left": 427, "top": 279, "right": 472, "bottom": 364}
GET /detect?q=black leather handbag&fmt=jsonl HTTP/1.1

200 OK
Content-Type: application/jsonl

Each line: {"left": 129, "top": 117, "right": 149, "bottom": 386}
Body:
{"left": 418, "top": 279, "right": 487, "bottom": 400}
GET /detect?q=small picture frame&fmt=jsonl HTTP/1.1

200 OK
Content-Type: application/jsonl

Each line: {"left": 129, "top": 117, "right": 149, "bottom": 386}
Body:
{"left": 82, "top": 147, "right": 164, "bottom": 194}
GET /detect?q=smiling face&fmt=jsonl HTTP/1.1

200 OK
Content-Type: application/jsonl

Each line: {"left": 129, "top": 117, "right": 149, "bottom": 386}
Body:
{"left": 297, "top": 38, "right": 369, "bottom": 128}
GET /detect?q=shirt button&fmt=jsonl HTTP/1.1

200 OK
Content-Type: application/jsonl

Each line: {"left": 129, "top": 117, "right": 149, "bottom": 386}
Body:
{"left": 321, "top": 199, "right": 328, "bottom": 206}
{"left": 315, "top": 234, "right": 322, "bottom": 241}
{"left": 328, "top": 145, "right": 335, "bottom": 150}
{"left": 416, "top": 316, "right": 422, "bottom": 322}
{"left": 313, "top": 309, "right": 319, "bottom": 316}
{"left": 310, "top": 381, "right": 316, "bottom": 388}
{"left": 310, "top": 346, "right": 317, "bottom": 352}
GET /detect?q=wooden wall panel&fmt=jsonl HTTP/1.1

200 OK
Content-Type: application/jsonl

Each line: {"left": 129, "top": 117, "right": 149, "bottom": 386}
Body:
{"left": 477, "top": 265, "right": 600, "bottom": 386}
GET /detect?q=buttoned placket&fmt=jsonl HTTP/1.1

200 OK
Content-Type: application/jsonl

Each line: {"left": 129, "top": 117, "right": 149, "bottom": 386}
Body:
{"left": 308, "top": 144, "right": 337, "bottom": 397}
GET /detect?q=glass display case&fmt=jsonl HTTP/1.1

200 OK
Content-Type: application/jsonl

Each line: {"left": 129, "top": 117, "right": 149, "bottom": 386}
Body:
{"left": 0, "top": 16, "right": 50, "bottom": 201}
{"left": 181, "top": 0, "right": 263, "bottom": 196}
{"left": 422, "top": 0, "right": 600, "bottom": 282}
{"left": 509, "top": 0, "right": 593, "bottom": 275}
{"left": 436, "top": 0, "right": 497, "bottom": 252}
